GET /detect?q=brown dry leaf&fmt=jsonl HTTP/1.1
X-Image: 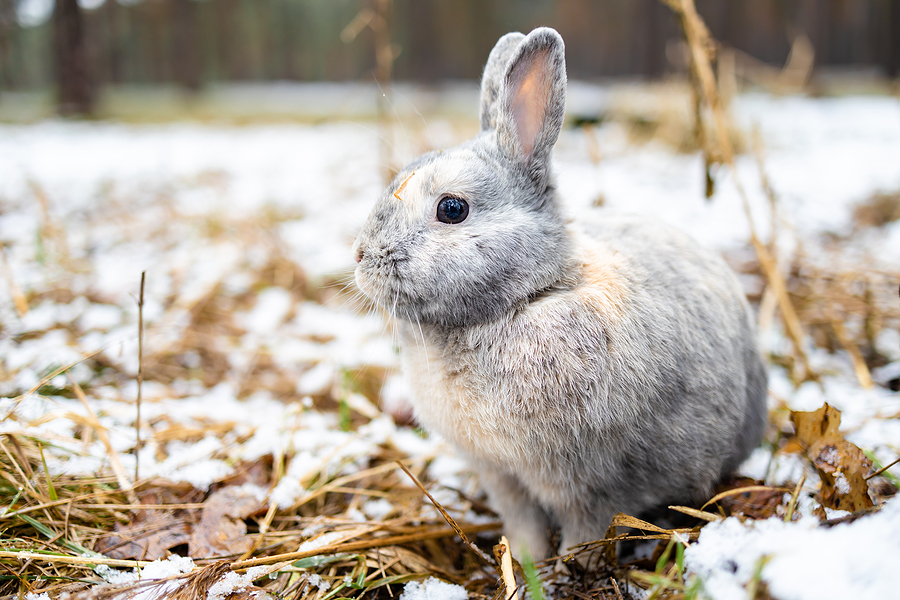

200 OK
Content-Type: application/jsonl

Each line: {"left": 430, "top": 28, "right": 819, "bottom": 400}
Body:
{"left": 97, "top": 511, "right": 193, "bottom": 560}
{"left": 189, "top": 485, "right": 268, "bottom": 559}
{"left": 713, "top": 477, "right": 788, "bottom": 519}
{"left": 790, "top": 403, "right": 874, "bottom": 513}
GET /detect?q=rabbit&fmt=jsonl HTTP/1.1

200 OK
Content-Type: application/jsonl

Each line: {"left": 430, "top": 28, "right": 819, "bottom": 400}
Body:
{"left": 353, "top": 27, "right": 767, "bottom": 561}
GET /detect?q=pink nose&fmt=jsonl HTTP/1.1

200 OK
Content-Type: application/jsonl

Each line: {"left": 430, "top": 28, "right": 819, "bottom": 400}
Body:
{"left": 355, "top": 247, "right": 363, "bottom": 263}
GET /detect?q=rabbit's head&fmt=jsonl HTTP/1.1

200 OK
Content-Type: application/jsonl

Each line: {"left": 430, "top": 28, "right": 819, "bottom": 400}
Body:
{"left": 354, "top": 28, "right": 573, "bottom": 327}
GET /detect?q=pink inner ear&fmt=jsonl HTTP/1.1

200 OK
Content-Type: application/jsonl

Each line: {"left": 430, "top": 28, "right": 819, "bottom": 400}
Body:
{"left": 510, "top": 50, "right": 551, "bottom": 159}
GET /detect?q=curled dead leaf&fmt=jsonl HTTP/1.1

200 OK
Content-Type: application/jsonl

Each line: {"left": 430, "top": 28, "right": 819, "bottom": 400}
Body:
{"left": 189, "top": 485, "right": 268, "bottom": 559}
{"left": 790, "top": 403, "right": 874, "bottom": 514}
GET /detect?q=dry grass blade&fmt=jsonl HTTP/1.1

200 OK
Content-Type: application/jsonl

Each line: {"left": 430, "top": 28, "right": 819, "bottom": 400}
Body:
{"left": 395, "top": 460, "right": 493, "bottom": 563}
{"left": 0, "top": 550, "right": 151, "bottom": 568}
{"left": 68, "top": 376, "right": 139, "bottom": 505}
{"left": 668, "top": 506, "right": 724, "bottom": 523}
{"left": 700, "top": 486, "right": 791, "bottom": 511}
{"left": 230, "top": 522, "right": 499, "bottom": 570}
{"left": 828, "top": 313, "right": 874, "bottom": 389}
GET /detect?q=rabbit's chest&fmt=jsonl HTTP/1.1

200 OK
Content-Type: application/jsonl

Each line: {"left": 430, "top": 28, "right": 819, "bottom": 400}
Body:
{"left": 399, "top": 336, "right": 529, "bottom": 466}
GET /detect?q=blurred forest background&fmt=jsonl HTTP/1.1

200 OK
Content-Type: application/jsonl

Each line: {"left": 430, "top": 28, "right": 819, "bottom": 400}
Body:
{"left": 0, "top": 0, "right": 899, "bottom": 117}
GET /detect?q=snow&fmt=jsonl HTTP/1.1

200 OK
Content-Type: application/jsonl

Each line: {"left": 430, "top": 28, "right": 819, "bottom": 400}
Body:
{"left": 93, "top": 555, "right": 198, "bottom": 599}
{"left": 1, "top": 85, "right": 899, "bottom": 598}
{"left": 307, "top": 573, "right": 330, "bottom": 591}
{"left": 685, "top": 498, "right": 900, "bottom": 600}
{"left": 399, "top": 577, "right": 469, "bottom": 600}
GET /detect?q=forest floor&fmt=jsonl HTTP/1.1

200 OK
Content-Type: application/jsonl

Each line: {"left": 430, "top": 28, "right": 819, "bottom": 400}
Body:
{"left": 1, "top": 81, "right": 899, "bottom": 599}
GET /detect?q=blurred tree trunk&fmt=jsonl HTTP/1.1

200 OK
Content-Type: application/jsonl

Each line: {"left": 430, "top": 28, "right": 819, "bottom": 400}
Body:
{"left": 0, "top": 0, "right": 15, "bottom": 89}
{"left": 53, "top": 0, "right": 95, "bottom": 116}
{"left": 172, "top": 0, "right": 203, "bottom": 91}
{"left": 888, "top": 0, "right": 900, "bottom": 77}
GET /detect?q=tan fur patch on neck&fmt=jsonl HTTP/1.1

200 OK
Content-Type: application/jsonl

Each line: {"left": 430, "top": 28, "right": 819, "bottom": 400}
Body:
{"left": 576, "top": 248, "right": 628, "bottom": 317}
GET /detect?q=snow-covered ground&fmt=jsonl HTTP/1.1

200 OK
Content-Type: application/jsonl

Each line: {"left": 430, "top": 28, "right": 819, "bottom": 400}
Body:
{"left": 1, "top": 85, "right": 899, "bottom": 599}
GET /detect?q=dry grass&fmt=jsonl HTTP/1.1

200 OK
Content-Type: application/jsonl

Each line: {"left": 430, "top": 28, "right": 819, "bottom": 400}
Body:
{"left": 2, "top": 3, "right": 899, "bottom": 599}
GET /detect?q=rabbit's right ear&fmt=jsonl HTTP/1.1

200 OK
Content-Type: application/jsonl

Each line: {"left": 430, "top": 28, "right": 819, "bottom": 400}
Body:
{"left": 480, "top": 32, "right": 526, "bottom": 132}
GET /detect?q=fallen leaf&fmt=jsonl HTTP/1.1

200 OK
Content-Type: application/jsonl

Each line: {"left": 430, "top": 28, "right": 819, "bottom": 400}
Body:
{"left": 188, "top": 485, "right": 267, "bottom": 558}
{"left": 97, "top": 510, "right": 192, "bottom": 561}
{"left": 712, "top": 477, "right": 788, "bottom": 520}
{"left": 790, "top": 403, "right": 874, "bottom": 514}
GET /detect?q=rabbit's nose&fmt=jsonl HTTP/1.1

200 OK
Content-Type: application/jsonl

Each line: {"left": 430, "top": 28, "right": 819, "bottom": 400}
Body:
{"left": 354, "top": 244, "right": 364, "bottom": 263}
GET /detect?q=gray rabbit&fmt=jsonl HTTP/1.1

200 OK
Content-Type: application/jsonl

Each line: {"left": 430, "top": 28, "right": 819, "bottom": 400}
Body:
{"left": 353, "top": 27, "right": 767, "bottom": 560}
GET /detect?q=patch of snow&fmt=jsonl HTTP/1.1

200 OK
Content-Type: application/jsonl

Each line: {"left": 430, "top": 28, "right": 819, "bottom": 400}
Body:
{"left": 307, "top": 573, "right": 330, "bottom": 591}
{"left": 362, "top": 498, "right": 395, "bottom": 521}
{"left": 685, "top": 498, "right": 900, "bottom": 600}
{"left": 207, "top": 570, "right": 261, "bottom": 600}
{"left": 399, "top": 577, "right": 468, "bottom": 600}
{"left": 832, "top": 471, "right": 851, "bottom": 495}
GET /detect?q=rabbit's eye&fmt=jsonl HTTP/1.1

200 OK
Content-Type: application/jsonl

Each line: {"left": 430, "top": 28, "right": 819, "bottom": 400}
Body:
{"left": 437, "top": 197, "right": 469, "bottom": 224}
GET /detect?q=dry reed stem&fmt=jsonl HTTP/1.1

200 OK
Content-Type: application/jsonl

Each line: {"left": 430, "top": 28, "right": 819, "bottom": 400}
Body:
{"left": 662, "top": 0, "right": 814, "bottom": 381}
{"left": 611, "top": 576, "right": 625, "bottom": 600}
{"left": 828, "top": 313, "right": 874, "bottom": 389}
{"left": 784, "top": 474, "right": 807, "bottom": 522}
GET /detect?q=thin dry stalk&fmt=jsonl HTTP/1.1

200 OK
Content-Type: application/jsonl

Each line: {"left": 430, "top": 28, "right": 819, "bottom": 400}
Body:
{"left": 828, "top": 313, "right": 874, "bottom": 389}
{"left": 136, "top": 271, "right": 145, "bottom": 482}
{"left": 661, "top": 0, "right": 814, "bottom": 381}
{"left": 395, "top": 461, "right": 492, "bottom": 564}
{"left": 0, "top": 550, "right": 150, "bottom": 569}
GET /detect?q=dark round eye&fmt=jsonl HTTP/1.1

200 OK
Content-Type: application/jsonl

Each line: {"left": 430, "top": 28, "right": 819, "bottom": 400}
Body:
{"left": 436, "top": 196, "right": 469, "bottom": 224}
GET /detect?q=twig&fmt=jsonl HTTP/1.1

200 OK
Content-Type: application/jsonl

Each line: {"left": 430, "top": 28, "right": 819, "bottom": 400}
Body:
{"left": 865, "top": 455, "right": 900, "bottom": 481}
{"left": 395, "top": 460, "right": 493, "bottom": 563}
{"left": 611, "top": 577, "right": 625, "bottom": 600}
{"left": 136, "top": 271, "right": 145, "bottom": 483}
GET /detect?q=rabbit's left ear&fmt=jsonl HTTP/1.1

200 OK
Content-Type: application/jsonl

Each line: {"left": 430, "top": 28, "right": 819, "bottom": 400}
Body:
{"left": 496, "top": 27, "right": 567, "bottom": 185}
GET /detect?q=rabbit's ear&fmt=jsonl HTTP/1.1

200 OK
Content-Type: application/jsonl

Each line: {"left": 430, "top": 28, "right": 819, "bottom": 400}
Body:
{"left": 480, "top": 32, "right": 526, "bottom": 132}
{"left": 496, "top": 28, "right": 567, "bottom": 183}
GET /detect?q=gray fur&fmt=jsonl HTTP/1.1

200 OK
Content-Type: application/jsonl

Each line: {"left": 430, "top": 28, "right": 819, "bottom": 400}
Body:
{"left": 353, "top": 27, "right": 767, "bottom": 560}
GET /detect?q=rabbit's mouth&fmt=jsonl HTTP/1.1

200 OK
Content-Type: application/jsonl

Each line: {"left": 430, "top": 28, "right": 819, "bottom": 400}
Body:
{"left": 354, "top": 261, "right": 410, "bottom": 318}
